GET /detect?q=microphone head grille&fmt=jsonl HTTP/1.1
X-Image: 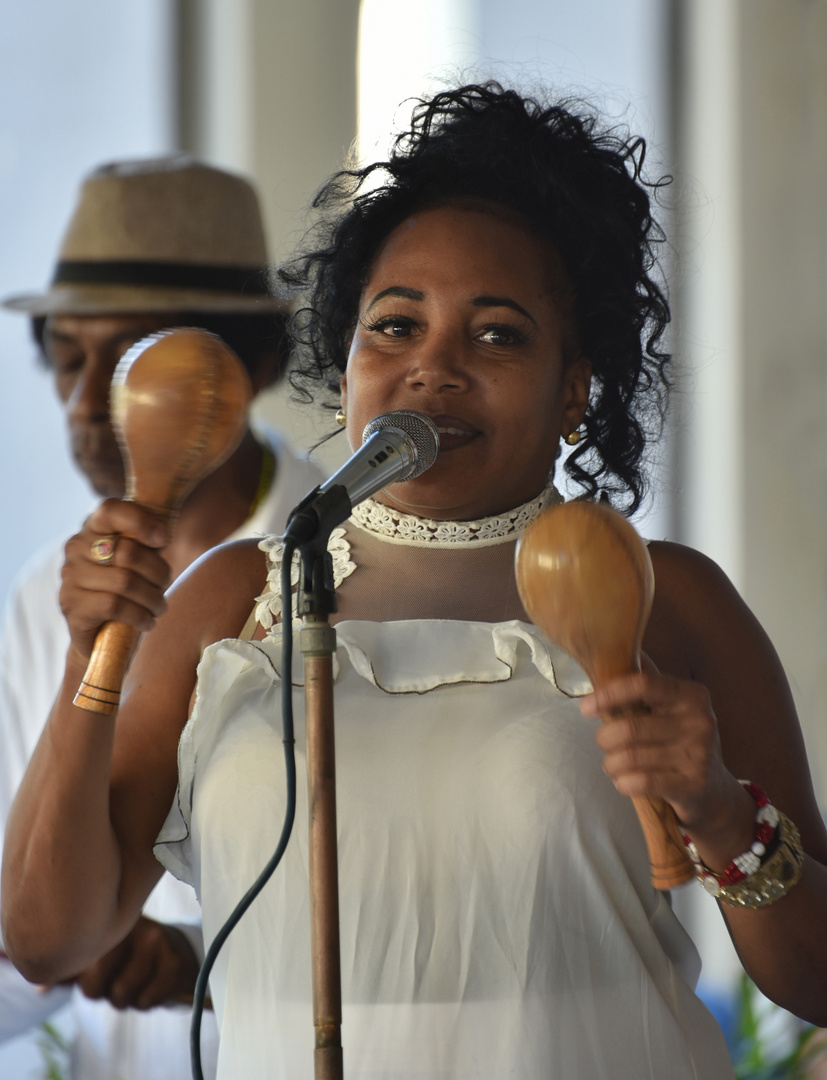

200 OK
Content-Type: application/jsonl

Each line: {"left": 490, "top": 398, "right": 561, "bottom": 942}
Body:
{"left": 361, "top": 410, "right": 440, "bottom": 480}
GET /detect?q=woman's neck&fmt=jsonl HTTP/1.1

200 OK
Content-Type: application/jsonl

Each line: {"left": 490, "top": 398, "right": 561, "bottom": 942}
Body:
{"left": 350, "top": 478, "right": 563, "bottom": 548}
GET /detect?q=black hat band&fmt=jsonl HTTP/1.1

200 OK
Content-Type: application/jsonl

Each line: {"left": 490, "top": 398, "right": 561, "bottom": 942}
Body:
{"left": 52, "top": 260, "right": 270, "bottom": 295}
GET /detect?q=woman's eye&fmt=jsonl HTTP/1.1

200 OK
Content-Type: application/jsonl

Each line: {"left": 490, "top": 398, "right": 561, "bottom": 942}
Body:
{"left": 364, "top": 315, "right": 414, "bottom": 338}
{"left": 478, "top": 324, "right": 526, "bottom": 347}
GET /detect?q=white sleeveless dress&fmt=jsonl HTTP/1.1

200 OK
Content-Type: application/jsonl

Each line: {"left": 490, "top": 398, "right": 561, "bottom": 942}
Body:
{"left": 155, "top": 488, "right": 734, "bottom": 1079}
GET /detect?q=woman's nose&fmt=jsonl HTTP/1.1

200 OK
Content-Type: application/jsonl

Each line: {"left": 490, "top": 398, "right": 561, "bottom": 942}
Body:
{"left": 404, "top": 343, "right": 470, "bottom": 393}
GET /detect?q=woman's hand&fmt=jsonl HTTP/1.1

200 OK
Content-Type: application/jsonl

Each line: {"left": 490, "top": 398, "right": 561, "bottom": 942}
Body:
{"left": 579, "top": 658, "right": 755, "bottom": 869}
{"left": 59, "top": 499, "right": 171, "bottom": 663}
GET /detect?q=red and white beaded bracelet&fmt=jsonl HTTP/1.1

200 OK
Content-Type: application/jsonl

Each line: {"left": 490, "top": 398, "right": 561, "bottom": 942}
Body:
{"left": 682, "top": 780, "right": 780, "bottom": 897}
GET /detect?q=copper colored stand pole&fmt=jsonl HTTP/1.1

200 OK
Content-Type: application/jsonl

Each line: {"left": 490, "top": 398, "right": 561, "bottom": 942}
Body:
{"left": 301, "top": 614, "right": 344, "bottom": 1080}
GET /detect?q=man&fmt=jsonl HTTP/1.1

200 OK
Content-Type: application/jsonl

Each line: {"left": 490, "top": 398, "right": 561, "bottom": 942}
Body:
{"left": 0, "top": 157, "right": 326, "bottom": 1078}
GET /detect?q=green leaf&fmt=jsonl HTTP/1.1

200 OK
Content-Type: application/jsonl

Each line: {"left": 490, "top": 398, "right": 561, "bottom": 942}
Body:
{"left": 34, "top": 1019, "right": 69, "bottom": 1080}
{"left": 729, "top": 974, "right": 827, "bottom": 1080}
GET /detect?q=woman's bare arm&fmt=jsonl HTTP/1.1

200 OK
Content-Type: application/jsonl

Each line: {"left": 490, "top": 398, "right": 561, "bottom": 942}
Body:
{"left": 1, "top": 499, "right": 267, "bottom": 983}
{"left": 584, "top": 540, "right": 827, "bottom": 1023}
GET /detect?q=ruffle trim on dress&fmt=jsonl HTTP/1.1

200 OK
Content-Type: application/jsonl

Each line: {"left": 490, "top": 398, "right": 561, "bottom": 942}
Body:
{"left": 207, "top": 619, "right": 591, "bottom": 697}
{"left": 333, "top": 619, "right": 592, "bottom": 697}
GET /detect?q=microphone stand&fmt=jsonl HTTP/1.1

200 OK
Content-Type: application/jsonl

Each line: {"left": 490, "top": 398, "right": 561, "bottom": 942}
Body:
{"left": 296, "top": 530, "right": 344, "bottom": 1080}
{"left": 283, "top": 427, "right": 433, "bottom": 1077}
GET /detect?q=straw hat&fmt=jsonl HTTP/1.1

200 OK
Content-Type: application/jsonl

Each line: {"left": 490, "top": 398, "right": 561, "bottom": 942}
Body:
{"left": 2, "top": 156, "right": 287, "bottom": 316}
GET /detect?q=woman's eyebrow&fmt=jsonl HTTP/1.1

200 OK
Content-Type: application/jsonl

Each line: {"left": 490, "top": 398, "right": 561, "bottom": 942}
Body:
{"left": 366, "top": 286, "right": 425, "bottom": 310}
{"left": 472, "top": 295, "right": 537, "bottom": 325}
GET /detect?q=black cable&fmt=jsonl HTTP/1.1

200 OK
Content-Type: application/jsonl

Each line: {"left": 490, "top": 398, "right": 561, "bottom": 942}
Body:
{"left": 190, "top": 536, "right": 299, "bottom": 1080}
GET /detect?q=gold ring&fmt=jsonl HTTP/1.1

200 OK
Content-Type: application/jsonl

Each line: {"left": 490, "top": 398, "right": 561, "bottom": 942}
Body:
{"left": 90, "top": 536, "right": 118, "bottom": 565}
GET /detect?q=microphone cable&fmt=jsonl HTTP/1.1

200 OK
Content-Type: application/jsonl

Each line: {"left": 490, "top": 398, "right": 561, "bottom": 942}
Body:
{"left": 190, "top": 535, "right": 299, "bottom": 1080}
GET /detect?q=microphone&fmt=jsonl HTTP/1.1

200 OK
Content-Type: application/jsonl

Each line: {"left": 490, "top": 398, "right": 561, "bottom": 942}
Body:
{"left": 284, "top": 409, "right": 440, "bottom": 544}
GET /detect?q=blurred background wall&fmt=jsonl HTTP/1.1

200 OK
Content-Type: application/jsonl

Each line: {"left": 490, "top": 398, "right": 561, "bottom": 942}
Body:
{"left": 0, "top": 0, "right": 825, "bottom": 1071}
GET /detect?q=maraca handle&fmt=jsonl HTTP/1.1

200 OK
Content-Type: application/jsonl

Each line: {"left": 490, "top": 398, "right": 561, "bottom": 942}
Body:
{"left": 73, "top": 621, "right": 141, "bottom": 716}
{"left": 73, "top": 512, "right": 171, "bottom": 717}
{"left": 593, "top": 664, "right": 696, "bottom": 889}
{"left": 630, "top": 793, "right": 694, "bottom": 889}
{"left": 594, "top": 675, "right": 695, "bottom": 889}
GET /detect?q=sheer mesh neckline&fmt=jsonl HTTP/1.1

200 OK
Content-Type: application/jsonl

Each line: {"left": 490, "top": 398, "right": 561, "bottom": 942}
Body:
{"left": 349, "top": 479, "right": 563, "bottom": 548}
{"left": 255, "top": 478, "right": 564, "bottom": 631}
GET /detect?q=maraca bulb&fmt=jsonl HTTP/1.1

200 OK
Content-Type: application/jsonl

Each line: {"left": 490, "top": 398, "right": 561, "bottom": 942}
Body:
{"left": 515, "top": 501, "right": 654, "bottom": 687}
{"left": 112, "top": 327, "right": 252, "bottom": 519}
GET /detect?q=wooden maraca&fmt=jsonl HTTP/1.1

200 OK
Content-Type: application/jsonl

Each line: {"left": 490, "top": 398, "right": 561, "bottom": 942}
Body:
{"left": 73, "top": 328, "right": 252, "bottom": 716}
{"left": 515, "top": 500, "right": 695, "bottom": 890}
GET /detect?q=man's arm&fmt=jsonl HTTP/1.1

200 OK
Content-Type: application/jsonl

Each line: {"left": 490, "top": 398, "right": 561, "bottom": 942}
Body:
{"left": 0, "top": 547, "right": 75, "bottom": 1037}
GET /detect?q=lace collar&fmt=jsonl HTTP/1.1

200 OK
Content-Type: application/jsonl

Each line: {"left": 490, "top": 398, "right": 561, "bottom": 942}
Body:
{"left": 349, "top": 479, "right": 564, "bottom": 548}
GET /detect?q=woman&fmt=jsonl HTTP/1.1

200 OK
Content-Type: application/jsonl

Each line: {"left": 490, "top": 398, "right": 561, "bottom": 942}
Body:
{"left": 4, "top": 84, "right": 827, "bottom": 1078}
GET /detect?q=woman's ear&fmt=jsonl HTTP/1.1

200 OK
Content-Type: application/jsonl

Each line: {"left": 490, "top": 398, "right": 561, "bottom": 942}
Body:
{"left": 562, "top": 354, "right": 592, "bottom": 437}
{"left": 340, "top": 371, "right": 348, "bottom": 412}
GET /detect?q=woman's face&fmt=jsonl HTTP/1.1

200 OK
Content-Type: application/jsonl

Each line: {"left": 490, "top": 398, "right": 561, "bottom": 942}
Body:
{"left": 341, "top": 204, "right": 591, "bottom": 520}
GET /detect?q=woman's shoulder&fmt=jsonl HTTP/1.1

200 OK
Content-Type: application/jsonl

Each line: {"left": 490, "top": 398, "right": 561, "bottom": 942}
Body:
{"left": 647, "top": 539, "right": 737, "bottom": 610}
{"left": 644, "top": 539, "right": 774, "bottom": 680}
{"left": 172, "top": 535, "right": 271, "bottom": 590}
{"left": 163, "top": 536, "right": 272, "bottom": 651}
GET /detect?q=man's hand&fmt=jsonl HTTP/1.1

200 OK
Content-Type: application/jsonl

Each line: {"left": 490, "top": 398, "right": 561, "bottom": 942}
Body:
{"left": 72, "top": 915, "right": 200, "bottom": 1010}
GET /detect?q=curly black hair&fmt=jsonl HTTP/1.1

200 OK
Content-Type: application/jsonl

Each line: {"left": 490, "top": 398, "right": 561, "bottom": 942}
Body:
{"left": 281, "top": 82, "right": 672, "bottom": 513}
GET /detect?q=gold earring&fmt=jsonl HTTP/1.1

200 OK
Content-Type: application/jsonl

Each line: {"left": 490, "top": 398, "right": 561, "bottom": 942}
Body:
{"left": 335, "top": 409, "right": 346, "bottom": 427}
{"left": 565, "top": 429, "right": 581, "bottom": 446}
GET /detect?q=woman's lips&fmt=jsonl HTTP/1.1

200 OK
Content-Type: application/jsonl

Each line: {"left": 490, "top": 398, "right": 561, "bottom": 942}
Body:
{"left": 430, "top": 415, "right": 480, "bottom": 451}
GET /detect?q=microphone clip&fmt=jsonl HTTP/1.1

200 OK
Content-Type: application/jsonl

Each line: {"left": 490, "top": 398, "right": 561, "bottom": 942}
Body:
{"left": 284, "top": 483, "right": 352, "bottom": 547}
{"left": 286, "top": 484, "right": 350, "bottom": 618}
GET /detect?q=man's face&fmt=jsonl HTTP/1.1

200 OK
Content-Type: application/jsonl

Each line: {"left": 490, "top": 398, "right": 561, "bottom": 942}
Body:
{"left": 43, "top": 313, "right": 180, "bottom": 496}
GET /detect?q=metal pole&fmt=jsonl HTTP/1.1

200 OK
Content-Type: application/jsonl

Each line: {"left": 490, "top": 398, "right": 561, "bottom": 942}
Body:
{"left": 301, "top": 614, "right": 344, "bottom": 1080}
